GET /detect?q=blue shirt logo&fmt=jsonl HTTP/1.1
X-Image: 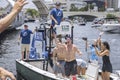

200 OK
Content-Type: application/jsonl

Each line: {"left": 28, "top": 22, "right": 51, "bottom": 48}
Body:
{"left": 23, "top": 32, "right": 28, "bottom": 37}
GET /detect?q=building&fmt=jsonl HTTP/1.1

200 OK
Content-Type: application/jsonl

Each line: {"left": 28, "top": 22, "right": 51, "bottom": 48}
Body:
{"left": 67, "top": 0, "right": 87, "bottom": 11}
{"left": 48, "top": 0, "right": 68, "bottom": 11}
{"left": 105, "top": 0, "right": 119, "bottom": 10}
{"left": 49, "top": 0, "right": 87, "bottom": 11}
{"left": 84, "top": 0, "right": 105, "bottom": 11}
{"left": 47, "top": 0, "right": 120, "bottom": 11}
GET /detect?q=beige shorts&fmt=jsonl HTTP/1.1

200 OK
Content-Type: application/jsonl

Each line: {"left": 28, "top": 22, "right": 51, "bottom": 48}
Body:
{"left": 21, "top": 44, "right": 30, "bottom": 52}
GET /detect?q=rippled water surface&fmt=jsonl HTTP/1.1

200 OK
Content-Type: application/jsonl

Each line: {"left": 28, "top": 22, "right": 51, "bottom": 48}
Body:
{"left": 0, "top": 22, "right": 120, "bottom": 75}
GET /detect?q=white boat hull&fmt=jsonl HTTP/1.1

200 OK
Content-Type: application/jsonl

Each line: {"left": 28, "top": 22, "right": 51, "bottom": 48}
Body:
{"left": 91, "top": 24, "right": 102, "bottom": 28}
{"left": 99, "top": 24, "right": 120, "bottom": 32}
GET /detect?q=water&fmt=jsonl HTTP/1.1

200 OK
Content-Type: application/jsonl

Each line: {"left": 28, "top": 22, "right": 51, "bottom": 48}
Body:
{"left": 0, "top": 22, "right": 120, "bottom": 76}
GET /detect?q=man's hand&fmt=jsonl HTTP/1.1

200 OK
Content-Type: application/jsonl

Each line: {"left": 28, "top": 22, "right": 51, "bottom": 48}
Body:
{"left": 0, "top": 67, "right": 16, "bottom": 80}
{"left": 12, "top": 0, "right": 28, "bottom": 13}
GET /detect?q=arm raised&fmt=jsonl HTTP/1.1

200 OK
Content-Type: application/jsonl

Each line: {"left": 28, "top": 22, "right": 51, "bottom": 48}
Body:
{"left": 0, "top": 0, "right": 28, "bottom": 32}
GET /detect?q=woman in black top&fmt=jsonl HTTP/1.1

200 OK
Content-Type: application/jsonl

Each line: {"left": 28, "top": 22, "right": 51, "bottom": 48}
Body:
{"left": 94, "top": 40, "right": 112, "bottom": 80}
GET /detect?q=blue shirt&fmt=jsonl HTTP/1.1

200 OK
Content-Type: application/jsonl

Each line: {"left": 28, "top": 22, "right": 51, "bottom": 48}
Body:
{"left": 20, "top": 29, "right": 33, "bottom": 44}
{"left": 50, "top": 8, "right": 63, "bottom": 26}
{"left": 90, "top": 45, "right": 98, "bottom": 61}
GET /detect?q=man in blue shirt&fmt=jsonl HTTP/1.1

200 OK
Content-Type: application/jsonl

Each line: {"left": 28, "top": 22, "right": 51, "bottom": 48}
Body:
{"left": 19, "top": 25, "right": 33, "bottom": 60}
{"left": 50, "top": 2, "right": 63, "bottom": 26}
{"left": 50, "top": 1, "right": 63, "bottom": 35}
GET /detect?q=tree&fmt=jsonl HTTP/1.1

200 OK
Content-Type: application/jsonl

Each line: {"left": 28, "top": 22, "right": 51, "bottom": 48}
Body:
{"left": 106, "top": 14, "right": 116, "bottom": 18}
{"left": 79, "top": 5, "right": 88, "bottom": 11}
{"left": 26, "top": 8, "right": 39, "bottom": 18}
{"left": 99, "top": 5, "right": 105, "bottom": 11}
{"left": 89, "top": 4, "right": 94, "bottom": 10}
{"left": 70, "top": 4, "right": 79, "bottom": 11}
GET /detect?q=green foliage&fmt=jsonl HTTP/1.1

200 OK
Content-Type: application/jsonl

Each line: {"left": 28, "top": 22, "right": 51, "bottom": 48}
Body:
{"left": 70, "top": 4, "right": 79, "bottom": 11}
{"left": 99, "top": 6, "right": 105, "bottom": 11}
{"left": 106, "top": 14, "right": 116, "bottom": 18}
{"left": 26, "top": 8, "right": 39, "bottom": 18}
{"left": 49, "top": 6, "right": 54, "bottom": 10}
{"left": 89, "top": 4, "right": 94, "bottom": 9}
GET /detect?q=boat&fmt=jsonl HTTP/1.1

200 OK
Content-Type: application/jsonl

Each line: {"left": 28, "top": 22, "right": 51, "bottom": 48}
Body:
{"left": 91, "top": 18, "right": 104, "bottom": 28}
{"left": 16, "top": 21, "right": 73, "bottom": 80}
{"left": 100, "top": 23, "right": 120, "bottom": 32}
{"left": 96, "top": 18, "right": 120, "bottom": 33}
{"left": 100, "top": 18, "right": 120, "bottom": 32}
{"left": 16, "top": 21, "right": 120, "bottom": 80}
{"left": 78, "top": 18, "right": 86, "bottom": 26}
{"left": 16, "top": 59, "right": 120, "bottom": 80}
{"left": 73, "top": 17, "right": 86, "bottom": 26}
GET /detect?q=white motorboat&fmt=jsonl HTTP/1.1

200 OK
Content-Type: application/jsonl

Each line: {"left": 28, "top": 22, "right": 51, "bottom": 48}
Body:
{"left": 100, "top": 24, "right": 120, "bottom": 32}
{"left": 98, "top": 18, "right": 120, "bottom": 32}
{"left": 91, "top": 18, "right": 104, "bottom": 28}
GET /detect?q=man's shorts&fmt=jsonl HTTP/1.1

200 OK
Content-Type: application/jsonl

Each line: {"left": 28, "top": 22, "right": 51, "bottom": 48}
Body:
{"left": 21, "top": 44, "right": 30, "bottom": 52}
{"left": 53, "top": 60, "right": 65, "bottom": 75}
{"left": 65, "top": 60, "right": 77, "bottom": 76}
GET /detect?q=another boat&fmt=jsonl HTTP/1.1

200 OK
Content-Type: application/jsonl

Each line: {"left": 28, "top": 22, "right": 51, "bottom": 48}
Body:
{"left": 78, "top": 18, "right": 86, "bottom": 26}
{"left": 96, "top": 18, "right": 120, "bottom": 33}
{"left": 91, "top": 18, "right": 104, "bottom": 28}
{"left": 92, "top": 17, "right": 120, "bottom": 33}
{"left": 73, "top": 17, "right": 86, "bottom": 26}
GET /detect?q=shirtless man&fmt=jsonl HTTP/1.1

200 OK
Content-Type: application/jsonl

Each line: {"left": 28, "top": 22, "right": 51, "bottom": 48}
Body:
{"left": 65, "top": 37, "right": 82, "bottom": 78}
{"left": 52, "top": 38, "right": 66, "bottom": 77}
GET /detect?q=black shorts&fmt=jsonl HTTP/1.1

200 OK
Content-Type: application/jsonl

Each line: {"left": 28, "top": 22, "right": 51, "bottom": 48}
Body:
{"left": 65, "top": 60, "right": 77, "bottom": 76}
